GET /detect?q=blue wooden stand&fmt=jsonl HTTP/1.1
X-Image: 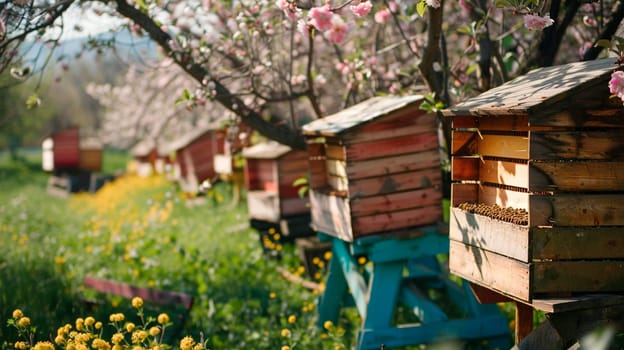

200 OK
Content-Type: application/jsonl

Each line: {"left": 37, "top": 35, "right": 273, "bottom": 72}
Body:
{"left": 317, "top": 227, "right": 511, "bottom": 350}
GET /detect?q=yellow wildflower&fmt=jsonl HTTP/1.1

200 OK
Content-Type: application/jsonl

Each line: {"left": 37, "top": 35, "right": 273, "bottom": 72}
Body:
{"left": 357, "top": 256, "right": 367, "bottom": 265}
{"left": 192, "top": 345, "right": 203, "bottom": 350}
{"left": 148, "top": 326, "right": 160, "bottom": 337}
{"left": 268, "top": 228, "right": 276, "bottom": 234}
{"left": 269, "top": 292, "right": 276, "bottom": 299}
{"left": 111, "top": 333, "right": 125, "bottom": 345}
{"left": 126, "top": 322, "right": 136, "bottom": 333}
{"left": 320, "top": 333, "right": 328, "bottom": 339}
{"left": 131, "top": 297, "right": 144, "bottom": 309}
{"left": 112, "top": 346, "right": 124, "bottom": 350}
{"left": 12, "top": 309, "right": 23, "bottom": 320}
{"left": 287, "top": 315, "right": 296, "bottom": 324}
{"left": 281, "top": 346, "right": 290, "bottom": 350}
{"left": 281, "top": 328, "right": 291, "bottom": 338}
{"left": 84, "top": 316, "right": 95, "bottom": 327}
{"left": 109, "top": 313, "right": 125, "bottom": 323}
{"left": 180, "top": 336, "right": 195, "bottom": 350}
{"left": 14, "top": 341, "right": 28, "bottom": 350}
{"left": 323, "top": 320, "right": 334, "bottom": 331}
{"left": 55, "top": 335, "right": 65, "bottom": 345}
{"left": 95, "top": 322, "right": 103, "bottom": 330}
{"left": 273, "top": 233, "right": 280, "bottom": 241}
{"left": 33, "top": 341, "right": 55, "bottom": 350}
{"left": 131, "top": 330, "right": 148, "bottom": 343}
{"left": 92, "top": 339, "right": 111, "bottom": 350}
{"left": 75, "top": 318, "right": 84, "bottom": 331}
{"left": 17, "top": 317, "right": 31, "bottom": 327}
{"left": 324, "top": 251, "right": 332, "bottom": 260}
{"left": 157, "top": 313, "right": 170, "bottom": 325}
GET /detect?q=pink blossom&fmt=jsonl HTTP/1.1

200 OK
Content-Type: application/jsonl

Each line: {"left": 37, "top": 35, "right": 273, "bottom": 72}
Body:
{"left": 523, "top": 14, "right": 554, "bottom": 31}
{"left": 609, "top": 71, "right": 624, "bottom": 102}
{"left": 388, "top": 1, "right": 398, "bottom": 12}
{"left": 374, "top": 9, "right": 391, "bottom": 24}
{"left": 583, "top": 15, "right": 596, "bottom": 27}
{"left": 0, "top": 18, "right": 5, "bottom": 39}
{"left": 459, "top": 0, "right": 471, "bottom": 16}
{"left": 297, "top": 19, "right": 310, "bottom": 36}
{"left": 327, "top": 15, "right": 347, "bottom": 44}
{"left": 309, "top": 5, "right": 333, "bottom": 31}
{"left": 426, "top": 0, "right": 440, "bottom": 8}
{"left": 276, "top": 0, "right": 299, "bottom": 20}
{"left": 336, "top": 62, "right": 351, "bottom": 75}
{"left": 291, "top": 74, "right": 306, "bottom": 85}
{"left": 350, "top": 0, "right": 372, "bottom": 17}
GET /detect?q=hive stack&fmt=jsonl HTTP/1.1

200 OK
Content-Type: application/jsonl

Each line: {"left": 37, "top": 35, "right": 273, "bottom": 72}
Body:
{"left": 443, "top": 58, "right": 624, "bottom": 302}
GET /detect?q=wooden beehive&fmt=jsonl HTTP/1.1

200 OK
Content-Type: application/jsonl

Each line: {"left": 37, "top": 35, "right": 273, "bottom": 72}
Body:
{"left": 79, "top": 138, "right": 103, "bottom": 172}
{"left": 162, "top": 124, "right": 219, "bottom": 193}
{"left": 302, "top": 95, "right": 443, "bottom": 242}
{"left": 130, "top": 140, "right": 158, "bottom": 177}
{"left": 42, "top": 127, "right": 81, "bottom": 172}
{"left": 443, "top": 58, "right": 624, "bottom": 303}
{"left": 242, "top": 141, "right": 309, "bottom": 226}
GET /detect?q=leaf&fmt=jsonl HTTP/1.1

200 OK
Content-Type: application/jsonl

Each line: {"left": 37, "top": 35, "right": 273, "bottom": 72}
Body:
{"left": 25, "top": 94, "right": 41, "bottom": 109}
{"left": 594, "top": 39, "right": 612, "bottom": 50}
{"left": 297, "top": 186, "right": 309, "bottom": 199}
{"left": 292, "top": 176, "right": 308, "bottom": 187}
{"left": 416, "top": 1, "right": 427, "bottom": 17}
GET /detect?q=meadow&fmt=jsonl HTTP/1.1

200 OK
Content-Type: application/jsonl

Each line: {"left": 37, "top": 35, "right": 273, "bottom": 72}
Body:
{"left": 0, "top": 150, "right": 356, "bottom": 349}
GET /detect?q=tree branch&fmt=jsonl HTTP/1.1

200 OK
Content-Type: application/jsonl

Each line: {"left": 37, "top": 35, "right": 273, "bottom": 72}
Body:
{"left": 583, "top": 0, "right": 624, "bottom": 60}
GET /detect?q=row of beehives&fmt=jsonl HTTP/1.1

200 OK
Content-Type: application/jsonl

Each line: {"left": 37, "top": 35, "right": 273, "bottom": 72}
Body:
{"left": 244, "top": 58, "right": 624, "bottom": 304}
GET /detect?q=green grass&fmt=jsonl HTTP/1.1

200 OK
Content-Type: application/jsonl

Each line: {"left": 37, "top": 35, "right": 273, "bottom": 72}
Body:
{"left": 0, "top": 150, "right": 358, "bottom": 350}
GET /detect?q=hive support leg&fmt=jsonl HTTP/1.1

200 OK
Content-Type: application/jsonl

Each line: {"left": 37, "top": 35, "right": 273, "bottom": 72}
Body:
{"left": 515, "top": 302, "right": 533, "bottom": 344}
{"left": 317, "top": 240, "right": 350, "bottom": 328}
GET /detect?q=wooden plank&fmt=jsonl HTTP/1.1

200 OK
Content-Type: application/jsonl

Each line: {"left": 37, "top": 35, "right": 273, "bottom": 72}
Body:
{"left": 452, "top": 115, "right": 477, "bottom": 129}
{"left": 327, "top": 174, "right": 348, "bottom": 192}
{"left": 532, "top": 226, "right": 624, "bottom": 260}
{"left": 350, "top": 187, "right": 442, "bottom": 217}
{"left": 279, "top": 157, "right": 308, "bottom": 172}
{"left": 449, "top": 207, "right": 530, "bottom": 262}
{"left": 345, "top": 133, "right": 439, "bottom": 161}
{"left": 469, "top": 283, "right": 512, "bottom": 304}
{"left": 451, "top": 131, "right": 478, "bottom": 156}
{"left": 479, "top": 184, "right": 529, "bottom": 211}
{"left": 83, "top": 276, "right": 193, "bottom": 310}
{"left": 531, "top": 294, "right": 624, "bottom": 314}
{"left": 348, "top": 168, "right": 441, "bottom": 198}
{"left": 515, "top": 302, "right": 534, "bottom": 344}
{"left": 530, "top": 130, "right": 624, "bottom": 160}
{"left": 529, "top": 161, "right": 624, "bottom": 192}
{"left": 246, "top": 191, "right": 280, "bottom": 223}
{"left": 479, "top": 159, "right": 529, "bottom": 189}
{"left": 352, "top": 206, "right": 442, "bottom": 236}
{"left": 533, "top": 261, "right": 624, "bottom": 294}
{"left": 326, "top": 159, "right": 347, "bottom": 178}
{"left": 530, "top": 108, "right": 624, "bottom": 128}
{"left": 309, "top": 190, "right": 353, "bottom": 241}
{"left": 451, "top": 157, "right": 479, "bottom": 182}
{"left": 478, "top": 134, "right": 529, "bottom": 160}
{"left": 326, "top": 144, "right": 346, "bottom": 160}
{"left": 280, "top": 197, "right": 309, "bottom": 217}
{"left": 449, "top": 240, "right": 531, "bottom": 302}
{"left": 529, "top": 194, "right": 624, "bottom": 227}
{"left": 308, "top": 159, "right": 327, "bottom": 189}
{"left": 450, "top": 183, "right": 478, "bottom": 207}
{"left": 343, "top": 112, "right": 436, "bottom": 144}
{"left": 348, "top": 150, "right": 440, "bottom": 180}
{"left": 478, "top": 115, "right": 552, "bottom": 132}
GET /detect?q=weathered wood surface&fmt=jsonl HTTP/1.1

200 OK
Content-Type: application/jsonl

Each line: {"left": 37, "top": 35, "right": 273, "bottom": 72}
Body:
{"left": 347, "top": 167, "right": 441, "bottom": 198}
{"left": 350, "top": 187, "right": 441, "bottom": 217}
{"left": 442, "top": 58, "right": 616, "bottom": 117}
{"left": 280, "top": 197, "right": 309, "bottom": 217}
{"left": 449, "top": 207, "right": 530, "bottom": 262}
{"left": 343, "top": 110, "right": 434, "bottom": 144}
{"left": 245, "top": 159, "right": 276, "bottom": 191}
{"left": 345, "top": 133, "right": 439, "bottom": 161}
{"left": 302, "top": 95, "right": 424, "bottom": 136}
{"left": 449, "top": 240, "right": 531, "bottom": 302}
{"left": 247, "top": 191, "right": 280, "bottom": 223}
{"left": 532, "top": 226, "right": 624, "bottom": 260}
{"left": 347, "top": 149, "right": 440, "bottom": 180}
{"left": 310, "top": 189, "right": 353, "bottom": 241}
{"left": 533, "top": 261, "right": 624, "bottom": 294}
{"left": 352, "top": 206, "right": 442, "bottom": 237}
{"left": 83, "top": 276, "right": 193, "bottom": 310}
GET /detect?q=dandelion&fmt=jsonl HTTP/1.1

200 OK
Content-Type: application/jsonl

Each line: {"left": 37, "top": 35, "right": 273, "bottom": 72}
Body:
{"left": 84, "top": 316, "right": 95, "bottom": 327}
{"left": 281, "top": 346, "right": 290, "bottom": 350}
{"left": 12, "top": 309, "right": 23, "bottom": 320}
{"left": 131, "top": 297, "right": 144, "bottom": 309}
{"left": 111, "top": 333, "right": 125, "bottom": 345}
{"left": 149, "top": 326, "right": 161, "bottom": 337}
{"left": 281, "top": 328, "right": 291, "bottom": 337}
{"left": 288, "top": 315, "right": 296, "bottom": 324}
{"left": 324, "top": 251, "right": 332, "bottom": 260}
{"left": 180, "top": 336, "right": 195, "bottom": 350}
{"left": 17, "top": 316, "right": 31, "bottom": 327}
{"left": 269, "top": 292, "right": 277, "bottom": 299}
{"left": 33, "top": 342, "right": 55, "bottom": 350}
{"left": 157, "top": 313, "right": 170, "bottom": 325}
{"left": 323, "top": 320, "right": 334, "bottom": 331}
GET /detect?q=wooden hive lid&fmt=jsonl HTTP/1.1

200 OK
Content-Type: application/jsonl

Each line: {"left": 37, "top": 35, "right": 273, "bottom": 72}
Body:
{"left": 157, "top": 122, "right": 221, "bottom": 155}
{"left": 442, "top": 58, "right": 619, "bottom": 117}
{"left": 242, "top": 140, "right": 292, "bottom": 159}
{"left": 302, "top": 95, "right": 424, "bottom": 137}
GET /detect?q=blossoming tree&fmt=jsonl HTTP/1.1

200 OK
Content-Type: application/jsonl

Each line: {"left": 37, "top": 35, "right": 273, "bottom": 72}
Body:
{"left": 2, "top": 0, "right": 623, "bottom": 149}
